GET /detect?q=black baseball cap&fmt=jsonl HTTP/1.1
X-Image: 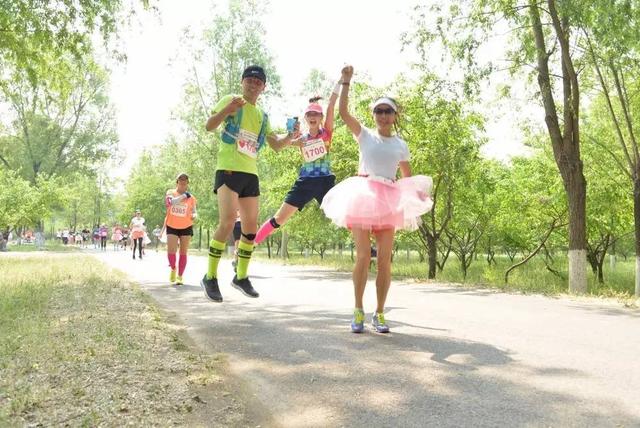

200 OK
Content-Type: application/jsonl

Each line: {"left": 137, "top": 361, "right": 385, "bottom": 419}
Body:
{"left": 242, "top": 65, "right": 266, "bottom": 83}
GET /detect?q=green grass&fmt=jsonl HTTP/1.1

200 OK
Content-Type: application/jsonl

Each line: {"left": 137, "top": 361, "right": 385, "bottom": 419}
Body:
{"left": 5, "top": 241, "right": 80, "bottom": 252}
{"left": 226, "top": 247, "right": 636, "bottom": 299}
{"left": 0, "top": 255, "right": 221, "bottom": 425}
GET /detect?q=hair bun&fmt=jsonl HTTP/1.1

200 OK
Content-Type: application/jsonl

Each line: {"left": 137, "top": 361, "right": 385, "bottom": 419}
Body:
{"left": 309, "top": 96, "right": 322, "bottom": 103}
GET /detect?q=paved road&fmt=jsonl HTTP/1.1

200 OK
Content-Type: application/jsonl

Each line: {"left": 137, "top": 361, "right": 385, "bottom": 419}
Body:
{"left": 94, "top": 249, "right": 640, "bottom": 428}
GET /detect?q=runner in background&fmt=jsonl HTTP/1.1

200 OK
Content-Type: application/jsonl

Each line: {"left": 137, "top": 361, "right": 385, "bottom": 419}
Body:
{"left": 129, "top": 210, "right": 145, "bottom": 259}
{"left": 111, "top": 225, "right": 123, "bottom": 251}
{"left": 152, "top": 225, "right": 162, "bottom": 251}
{"left": 165, "top": 173, "right": 198, "bottom": 285}
{"left": 99, "top": 224, "right": 108, "bottom": 251}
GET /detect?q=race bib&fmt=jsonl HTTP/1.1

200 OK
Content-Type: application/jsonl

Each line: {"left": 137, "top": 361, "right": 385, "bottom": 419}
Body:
{"left": 170, "top": 203, "right": 187, "bottom": 218}
{"left": 237, "top": 129, "right": 259, "bottom": 159}
{"left": 302, "top": 138, "right": 326, "bottom": 162}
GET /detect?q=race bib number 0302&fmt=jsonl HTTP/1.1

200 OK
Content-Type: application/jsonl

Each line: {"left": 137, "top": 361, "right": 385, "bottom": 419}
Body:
{"left": 237, "top": 129, "right": 259, "bottom": 159}
{"left": 302, "top": 138, "right": 326, "bottom": 163}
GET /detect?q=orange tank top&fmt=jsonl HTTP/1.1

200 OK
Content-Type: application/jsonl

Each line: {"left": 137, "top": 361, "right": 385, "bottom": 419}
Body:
{"left": 165, "top": 189, "right": 196, "bottom": 229}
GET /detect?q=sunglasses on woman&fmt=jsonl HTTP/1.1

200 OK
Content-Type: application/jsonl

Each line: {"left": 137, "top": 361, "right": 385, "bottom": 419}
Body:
{"left": 373, "top": 108, "right": 395, "bottom": 115}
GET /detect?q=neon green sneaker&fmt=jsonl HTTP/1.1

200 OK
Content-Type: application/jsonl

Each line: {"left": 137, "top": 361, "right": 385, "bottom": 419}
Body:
{"left": 169, "top": 269, "right": 176, "bottom": 283}
{"left": 351, "top": 308, "right": 365, "bottom": 333}
{"left": 372, "top": 312, "right": 390, "bottom": 333}
{"left": 176, "top": 275, "right": 183, "bottom": 285}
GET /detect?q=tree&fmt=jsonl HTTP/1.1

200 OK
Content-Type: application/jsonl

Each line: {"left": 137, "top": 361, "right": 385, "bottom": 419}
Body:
{"left": 0, "top": 169, "right": 63, "bottom": 232}
{"left": 413, "top": 0, "right": 590, "bottom": 293}
{"left": 399, "top": 74, "right": 484, "bottom": 279}
{"left": 122, "top": 149, "right": 176, "bottom": 231}
{"left": 583, "top": 95, "right": 635, "bottom": 284}
{"left": 582, "top": 3, "right": 640, "bottom": 295}
{"left": 0, "top": 0, "right": 151, "bottom": 82}
{"left": 0, "top": 56, "right": 117, "bottom": 185}
{"left": 497, "top": 146, "right": 568, "bottom": 284}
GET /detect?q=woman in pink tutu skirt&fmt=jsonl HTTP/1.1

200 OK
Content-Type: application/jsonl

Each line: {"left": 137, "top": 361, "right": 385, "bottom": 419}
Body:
{"left": 321, "top": 65, "right": 433, "bottom": 334}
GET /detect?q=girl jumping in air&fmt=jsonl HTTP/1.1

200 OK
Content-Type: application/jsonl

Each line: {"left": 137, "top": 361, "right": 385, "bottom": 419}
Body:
{"left": 254, "top": 83, "right": 340, "bottom": 245}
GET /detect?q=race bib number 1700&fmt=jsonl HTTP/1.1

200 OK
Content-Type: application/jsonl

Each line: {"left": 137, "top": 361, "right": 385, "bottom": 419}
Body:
{"left": 302, "top": 138, "right": 326, "bottom": 162}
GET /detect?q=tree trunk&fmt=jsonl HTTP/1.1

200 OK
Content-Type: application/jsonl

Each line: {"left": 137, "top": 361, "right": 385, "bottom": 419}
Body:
{"left": 566, "top": 164, "right": 588, "bottom": 293}
{"left": 460, "top": 253, "right": 468, "bottom": 280}
{"left": 635, "top": 177, "right": 640, "bottom": 297}
{"left": 530, "top": 0, "right": 587, "bottom": 294}
{"left": 586, "top": 250, "right": 598, "bottom": 274}
{"left": 427, "top": 234, "right": 437, "bottom": 279}
{"left": 266, "top": 236, "right": 272, "bottom": 258}
{"left": 279, "top": 231, "right": 289, "bottom": 259}
{"left": 596, "top": 257, "right": 604, "bottom": 284}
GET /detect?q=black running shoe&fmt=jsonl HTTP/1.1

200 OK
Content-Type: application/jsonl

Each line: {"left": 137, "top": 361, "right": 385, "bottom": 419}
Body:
{"left": 231, "top": 275, "right": 259, "bottom": 298}
{"left": 200, "top": 274, "right": 223, "bottom": 302}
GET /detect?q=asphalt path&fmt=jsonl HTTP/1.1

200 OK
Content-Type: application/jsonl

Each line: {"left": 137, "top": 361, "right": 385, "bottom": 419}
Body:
{"left": 93, "top": 249, "right": 640, "bottom": 428}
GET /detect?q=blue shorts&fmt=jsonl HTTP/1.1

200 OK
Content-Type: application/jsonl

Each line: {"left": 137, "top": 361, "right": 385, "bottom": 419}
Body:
{"left": 284, "top": 175, "right": 335, "bottom": 210}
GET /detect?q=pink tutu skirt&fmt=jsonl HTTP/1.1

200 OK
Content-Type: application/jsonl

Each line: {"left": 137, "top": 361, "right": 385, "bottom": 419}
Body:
{"left": 320, "top": 175, "right": 433, "bottom": 231}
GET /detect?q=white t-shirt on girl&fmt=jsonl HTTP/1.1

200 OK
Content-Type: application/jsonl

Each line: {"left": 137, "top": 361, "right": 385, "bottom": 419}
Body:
{"left": 131, "top": 217, "right": 145, "bottom": 232}
{"left": 356, "top": 127, "right": 410, "bottom": 180}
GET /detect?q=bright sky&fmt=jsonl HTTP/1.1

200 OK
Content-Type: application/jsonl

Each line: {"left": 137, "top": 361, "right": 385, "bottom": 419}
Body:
{"left": 109, "top": 0, "right": 534, "bottom": 179}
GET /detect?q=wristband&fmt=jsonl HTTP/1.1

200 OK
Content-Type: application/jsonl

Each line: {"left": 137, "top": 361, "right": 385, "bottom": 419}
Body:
{"left": 341, "top": 82, "right": 350, "bottom": 85}
{"left": 332, "top": 81, "right": 341, "bottom": 95}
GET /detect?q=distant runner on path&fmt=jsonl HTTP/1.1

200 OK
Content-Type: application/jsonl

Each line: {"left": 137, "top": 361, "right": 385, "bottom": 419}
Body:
{"left": 165, "top": 173, "right": 198, "bottom": 285}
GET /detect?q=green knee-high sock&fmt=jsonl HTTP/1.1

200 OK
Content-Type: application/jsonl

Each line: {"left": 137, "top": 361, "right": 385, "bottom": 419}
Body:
{"left": 236, "top": 241, "right": 254, "bottom": 280}
{"left": 207, "top": 239, "right": 226, "bottom": 279}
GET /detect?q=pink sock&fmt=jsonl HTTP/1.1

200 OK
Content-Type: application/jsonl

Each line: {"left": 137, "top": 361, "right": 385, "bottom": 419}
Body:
{"left": 168, "top": 253, "right": 176, "bottom": 270}
{"left": 178, "top": 253, "right": 188, "bottom": 276}
{"left": 255, "top": 219, "right": 275, "bottom": 244}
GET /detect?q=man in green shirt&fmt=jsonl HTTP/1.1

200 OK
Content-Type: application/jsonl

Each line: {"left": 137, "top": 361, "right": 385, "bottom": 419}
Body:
{"left": 201, "top": 65, "right": 297, "bottom": 302}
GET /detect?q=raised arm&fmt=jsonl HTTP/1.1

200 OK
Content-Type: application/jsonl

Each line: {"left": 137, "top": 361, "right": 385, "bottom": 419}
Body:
{"left": 338, "top": 65, "right": 362, "bottom": 137}
{"left": 205, "top": 97, "right": 246, "bottom": 132}
{"left": 324, "top": 81, "right": 340, "bottom": 132}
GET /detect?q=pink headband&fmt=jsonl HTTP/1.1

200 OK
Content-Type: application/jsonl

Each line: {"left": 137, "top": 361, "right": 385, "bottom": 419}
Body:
{"left": 304, "top": 103, "right": 323, "bottom": 115}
